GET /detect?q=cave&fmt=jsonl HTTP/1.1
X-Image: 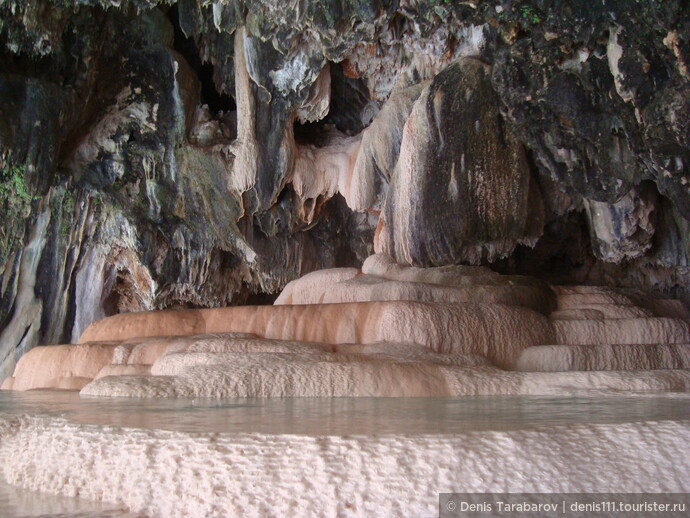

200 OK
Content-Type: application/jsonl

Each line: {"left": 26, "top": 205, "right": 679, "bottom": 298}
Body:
{"left": 0, "top": 1, "right": 689, "bottom": 516}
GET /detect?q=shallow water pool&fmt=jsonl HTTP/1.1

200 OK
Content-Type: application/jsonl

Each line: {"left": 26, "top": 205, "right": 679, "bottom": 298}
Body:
{"left": 1, "top": 390, "right": 690, "bottom": 434}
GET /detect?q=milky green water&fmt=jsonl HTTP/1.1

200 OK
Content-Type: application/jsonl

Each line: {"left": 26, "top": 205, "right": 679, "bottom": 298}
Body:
{"left": 1, "top": 390, "right": 689, "bottom": 517}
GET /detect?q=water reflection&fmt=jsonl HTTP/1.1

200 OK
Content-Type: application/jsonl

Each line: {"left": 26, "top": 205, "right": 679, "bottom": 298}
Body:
{"left": 1, "top": 390, "right": 688, "bottom": 435}
{"left": 0, "top": 478, "right": 141, "bottom": 518}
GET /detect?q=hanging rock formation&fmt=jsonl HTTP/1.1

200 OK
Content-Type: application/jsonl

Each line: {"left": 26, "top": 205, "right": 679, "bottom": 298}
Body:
{"left": 379, "top": 58, "right": 544, "bottom": 265}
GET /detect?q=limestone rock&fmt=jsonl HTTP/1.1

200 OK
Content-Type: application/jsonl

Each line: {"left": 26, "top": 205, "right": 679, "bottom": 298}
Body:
{"left": 116, "top": 332, "right": 262, "bottom": 363}
{"left": 274, "top": 268, "right": 360, "bottom": 305}
{"left": 78, "top": 301, "right": 553, "bottom": 369}
{"left": 2, "top": 1, "right": 690, "bottom": 395}
{"left": 517, "top": 344, "right": 690, "bottom": 372}
{"left": 291, "top": 130, "right": 361, "bottom": 224}
{"left": 556, "top": 293, "right": 636, "bottom": 309}
{"left": 295, "top": 64, "right": 331, "bottom": 124}
{"left": 332, "top": 343, "right": 491, "bottom": 367}
{"left": 276, "top": 261, "right": 555, "bottom": 314}
{"left": 643, "top": 299, "right": 690, "bottom": 321}
{"left": 1, "top": 415, "right": 688, "bottom": 518}
{"left": 80, "top": 362, "right": 690, "bottom": 399}
{"left": 9, "top": 343, "right": 119, "bottom": 391}
{"left": 94, "top": 364, "right": 151, "bottom": 380}
{"left": 6, "top": 258, "right": 690, "bottom": 396}
{"left": 363, "top": 253, "right": 500, "bottom": 286}
{"left": 550, "top": 306, "right": 652, "bottom": 320}
{"left": 80, "top": 310, "right": 205, "bottom": 345}
{"left": 492, "top": 14, "right": 690, "bottom": 219}
{"left": 0, "top": 210, "right": 51, "bottom": 382}
{"left": 584, "top": 184, "right": 657, "bottom": 263}
{"left": 379, "top": 59, "right": 544, "bottom": 266}
{"left": 346, "top": 83, "right": 426, "bottom": 211}
{"left": 553, "top": 318, "right": 690, "bottom": 346}
{"left": 83, "top": 335, "right": 493, "bottom": 397}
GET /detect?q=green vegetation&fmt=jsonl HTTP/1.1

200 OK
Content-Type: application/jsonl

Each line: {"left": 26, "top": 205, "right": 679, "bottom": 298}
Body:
{"left": 0, "top": 164, "right": 37, "bottom": 264}
{"left": 0, "top": 164, "right": 37, "bottom": 216}
{"left": 519, "top": 5, "right": 542, "bottom": 25}
{"left": 59, "top": 190, "right": 75, "bottom": 239}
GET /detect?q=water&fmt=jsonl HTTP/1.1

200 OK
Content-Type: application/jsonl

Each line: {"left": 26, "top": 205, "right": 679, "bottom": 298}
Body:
{"left": 1, "top": 390, "right": 689, "bottom": 435}
{"left": 0, "top": 390, "right": 689, "bottom": 516}
{"left": 0, "top": 479, "right": 142, "bottom": 518}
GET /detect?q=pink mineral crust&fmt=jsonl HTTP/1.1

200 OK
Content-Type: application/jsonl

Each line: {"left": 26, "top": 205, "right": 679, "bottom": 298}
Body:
{"left": 4, "top": 257, "right": 690, "bottom": 396}
{"left": 77, "top": 301, "right": 553, "bottom": 367}
{"left": 8, "top": 343, "right": 120, "bottom": 392}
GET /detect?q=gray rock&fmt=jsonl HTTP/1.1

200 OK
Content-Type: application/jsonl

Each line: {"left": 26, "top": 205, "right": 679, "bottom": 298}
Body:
{"left": 380, "top": 59, "right": 544, "bottom": 266}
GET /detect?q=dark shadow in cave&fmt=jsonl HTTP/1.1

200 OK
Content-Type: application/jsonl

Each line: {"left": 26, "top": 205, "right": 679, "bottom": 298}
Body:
{"left": 293, "top": 61, "right": 375, "bottom": 145}
{"left": 326, "top": 62, "right": 375, "bottom": 135}
{"left": 490, "top": 148, "right": 594, "bottom": 283}
{"left": 235, "top": 291, "right": 279, "bottom": 306}
{"left": 102, "top": 268, "right": 148, "bottom": 316}
{"left": 167, "top": 4, "right": 235, "bottom": 114}
{"left": 491, "top": 209, "right": 593, "bottom": 284}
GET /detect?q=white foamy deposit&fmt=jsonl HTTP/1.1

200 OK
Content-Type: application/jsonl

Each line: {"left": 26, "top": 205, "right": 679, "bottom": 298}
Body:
{"left": 0, "top": 414, "right": 687, "bottom": 518}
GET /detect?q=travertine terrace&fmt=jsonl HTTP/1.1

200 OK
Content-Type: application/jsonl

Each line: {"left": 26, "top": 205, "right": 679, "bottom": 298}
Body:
{"left": 1, "top": 257, "right": 689, "bottom": 516}
{"left": 4, "top": 255, "right": 689, "bottom": 398}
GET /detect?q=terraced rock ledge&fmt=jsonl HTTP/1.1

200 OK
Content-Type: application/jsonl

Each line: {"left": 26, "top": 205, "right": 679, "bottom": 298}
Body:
{"left": 3, "top": 254, "right": 689, "bottom": 398}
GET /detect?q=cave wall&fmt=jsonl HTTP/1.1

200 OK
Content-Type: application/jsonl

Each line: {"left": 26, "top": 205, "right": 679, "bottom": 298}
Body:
{"left": 0, "top": 0, "right": 688, "bottom": 379}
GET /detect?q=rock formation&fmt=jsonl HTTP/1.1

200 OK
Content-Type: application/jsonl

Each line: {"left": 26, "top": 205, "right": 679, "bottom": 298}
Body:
{"left": 0, "top": 0, "right": 689, "bottom": 390}
{"left": 2, "top": 4, "right": 690, "bottom": 518}
{"left": 378, "top": 58, "right": 544, "bottom": 265}
{"left": 2, "top": 255, "right": 688, "bottom": 398}
{"left": 1, "top": 414, "right": 687, "bottom": 516}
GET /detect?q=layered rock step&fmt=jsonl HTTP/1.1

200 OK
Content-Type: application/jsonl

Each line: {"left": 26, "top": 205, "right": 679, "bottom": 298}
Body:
{"left": 275, "top": 254, "right": 555, "bottom": 313}
{"left": 517, "top": 344, "right": 690, "bottom": 372}
{"left": 76, "top": 301, "right": 554, "bottom": 367}
{"left": 2, "top": 254, "right": 689, "bottom": 398}
{"left": 2, "top": 415, "right": 687, "bottom": 517}
{"left": 80, "top": 356, "right": 690, "bottom": 399}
